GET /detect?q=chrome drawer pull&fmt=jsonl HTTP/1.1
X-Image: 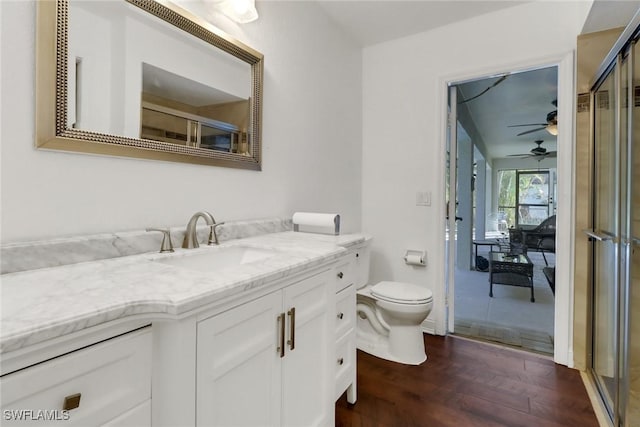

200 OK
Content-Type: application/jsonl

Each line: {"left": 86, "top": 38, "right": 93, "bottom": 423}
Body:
{"left": 277, "top": 313, "right": 285, "bottom": 358}
{"left": 337, "top": 312, "right": 344, "bottom": 320}
{"left": 337, "top": 358, "right": 344, "bottom": 365}
{"left": 287, "top": 307, "right": 296, "bottom": 351}
{"left": 337, "top": 272, "right": 344, "bottom": 279}
{"left": 62, "top": 393, "right": 81, "bottom": 411}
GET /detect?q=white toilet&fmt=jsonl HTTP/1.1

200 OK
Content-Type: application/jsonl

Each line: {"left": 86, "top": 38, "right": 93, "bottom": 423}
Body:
{"left": 356, "top": 280, "right": 433, "bottom": 365}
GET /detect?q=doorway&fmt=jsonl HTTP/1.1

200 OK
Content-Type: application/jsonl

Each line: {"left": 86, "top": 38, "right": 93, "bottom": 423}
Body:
{"left": 445, "top": 66, "right": 558, "bottom": 355}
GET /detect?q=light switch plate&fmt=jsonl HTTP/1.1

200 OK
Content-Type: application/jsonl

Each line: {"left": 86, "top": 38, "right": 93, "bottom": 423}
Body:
{"left": 416, "top": 191, "right": 431, "bottom": 206}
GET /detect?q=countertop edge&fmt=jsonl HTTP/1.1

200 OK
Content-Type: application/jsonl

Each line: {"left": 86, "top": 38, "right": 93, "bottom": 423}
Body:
{"left": 0, "top": 232, "right": 368, "bottom": 356}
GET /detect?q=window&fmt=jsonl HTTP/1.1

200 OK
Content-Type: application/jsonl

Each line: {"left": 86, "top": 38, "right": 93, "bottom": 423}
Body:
{"left": 498, "top": 169, "right": 550, "bottom": 228}
{"left": 497, "top": 170, "right": 516, "bottom": 228}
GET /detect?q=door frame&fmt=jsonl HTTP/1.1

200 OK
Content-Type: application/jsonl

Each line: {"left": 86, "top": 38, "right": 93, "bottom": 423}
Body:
{"left": 438, "top": 52, "right": 576, "bottom": 366}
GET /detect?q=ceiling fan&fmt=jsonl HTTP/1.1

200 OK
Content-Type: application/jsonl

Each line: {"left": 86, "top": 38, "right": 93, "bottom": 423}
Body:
{"left": 508, "top": 140, "right": 557, "bottom": 159}
{"left": 508, "top": 100, "right": 558, "bottom": 136}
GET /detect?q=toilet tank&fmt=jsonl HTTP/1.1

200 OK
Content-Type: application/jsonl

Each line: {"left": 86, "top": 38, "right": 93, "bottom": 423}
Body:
{"left": 353, "top": 243, "right": 371, "bottom": 289}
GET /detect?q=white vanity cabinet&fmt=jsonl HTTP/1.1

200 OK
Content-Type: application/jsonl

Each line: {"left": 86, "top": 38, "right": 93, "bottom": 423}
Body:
{"left": 196, "top": 269, "right": 334, "bottom": 427}
{"left": 1, "top": 233, "right": 371, "bottom": 427}
{"left": 333, "top": 243, "right": 370, "bottom": 404}
{"left": 0, "top": 327, "right": 152, "bottom": 427}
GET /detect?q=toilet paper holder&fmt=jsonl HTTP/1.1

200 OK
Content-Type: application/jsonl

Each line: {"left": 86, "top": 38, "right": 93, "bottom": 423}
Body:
{"left": 404, "top": 250, "right": 426, "bottom": 267}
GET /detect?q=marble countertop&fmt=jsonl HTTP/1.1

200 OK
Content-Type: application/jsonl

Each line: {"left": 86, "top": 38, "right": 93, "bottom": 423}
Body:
{"left": 0, "top": 231, "right": 368, "bottom": 354}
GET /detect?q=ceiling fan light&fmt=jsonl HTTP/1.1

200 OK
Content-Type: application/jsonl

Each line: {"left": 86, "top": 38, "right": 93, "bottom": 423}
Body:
{"left": 546, "top": 124, "right": 558, "bottom": 136}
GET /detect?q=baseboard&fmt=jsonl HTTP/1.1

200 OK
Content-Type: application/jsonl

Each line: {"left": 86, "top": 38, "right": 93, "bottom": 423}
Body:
{"left": 421, "top": 318, "right": 437, "bottom": 335}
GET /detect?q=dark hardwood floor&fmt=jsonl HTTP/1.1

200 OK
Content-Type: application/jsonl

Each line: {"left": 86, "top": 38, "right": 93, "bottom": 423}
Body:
{"left": 336, "top": 334, "right": 599, "bottom": 427}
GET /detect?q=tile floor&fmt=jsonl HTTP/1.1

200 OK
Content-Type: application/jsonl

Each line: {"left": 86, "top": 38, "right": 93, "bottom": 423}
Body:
{"left": 453, "top": 246, "right": 556, "bottom": 355}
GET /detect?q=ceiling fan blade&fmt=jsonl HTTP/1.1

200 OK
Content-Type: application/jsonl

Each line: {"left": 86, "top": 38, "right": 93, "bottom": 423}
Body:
{"left": 545, "top": 151, "right": 557, "bottom": 158}
{"left": 517, "top": 127, "right": 546, "bottom": 136}
{"left": 508, "top": 123, "right": 548, "bottom": 128}
{"left": 507, "top": 154, "right": 532, "bottom": 157}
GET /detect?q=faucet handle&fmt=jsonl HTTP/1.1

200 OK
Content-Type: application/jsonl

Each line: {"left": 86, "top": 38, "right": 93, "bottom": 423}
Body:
{"left": 146, "top": 228, "right": 175, "bottom": 253}
{"left": 207, "top": 222, "right": 225, "bottom": 245}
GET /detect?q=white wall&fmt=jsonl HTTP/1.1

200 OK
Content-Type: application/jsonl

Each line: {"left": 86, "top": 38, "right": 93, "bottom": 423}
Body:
{"left": 0, "top": 1, "right": 363, "bottom": 243}
{"left": 361, "top": 1, "right": 591, "bottom": 334}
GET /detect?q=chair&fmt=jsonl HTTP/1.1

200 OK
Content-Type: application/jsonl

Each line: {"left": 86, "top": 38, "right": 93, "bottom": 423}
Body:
{"left": 543, "top": 266, "right": 556, "bottom": 295}
{"left": 508, "top": 215, "right": 556, "bottom": 265}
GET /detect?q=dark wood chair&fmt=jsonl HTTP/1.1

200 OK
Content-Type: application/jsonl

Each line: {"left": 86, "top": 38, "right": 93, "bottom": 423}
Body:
{"left": 508, "top": 215, "right": 556, "bottom": 265}
{"left": 543, "top": 266, "right": 555, "bottom": 295}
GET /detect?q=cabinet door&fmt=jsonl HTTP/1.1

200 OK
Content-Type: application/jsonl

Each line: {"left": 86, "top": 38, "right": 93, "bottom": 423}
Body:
{"left": 197, "top": 292, "right": 282, "bottom": 427}
{"left": 281, "top": 270, "right": 333, "bottom": 427}
{"left": 353, "top": 245, "right": 370, "bottom": 288}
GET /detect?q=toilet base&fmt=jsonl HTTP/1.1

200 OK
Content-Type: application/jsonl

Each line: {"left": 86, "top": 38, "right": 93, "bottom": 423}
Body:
{"left": 356, "top": 326, "right": 427, "bottom": 366}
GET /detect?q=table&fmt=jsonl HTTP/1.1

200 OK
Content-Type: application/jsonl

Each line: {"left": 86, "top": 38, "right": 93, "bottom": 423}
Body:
{"left": 472, "top": 240, "right": 502, "bottom": 270}
{"left": 488, "top": 251, "right": 535, "bottom": 302}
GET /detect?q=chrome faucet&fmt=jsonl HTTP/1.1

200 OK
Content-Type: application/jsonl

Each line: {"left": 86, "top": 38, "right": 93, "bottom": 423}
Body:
{"left": 146, "top": 228, "right": 175, "bottom": 253}
{"left": 182, "top": 211, "right": 224, "bottom": 249}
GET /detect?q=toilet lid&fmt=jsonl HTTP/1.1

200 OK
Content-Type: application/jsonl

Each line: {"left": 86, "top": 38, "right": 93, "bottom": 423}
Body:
{"left": 371, "top": 281, "right": 433, "bottom": 304}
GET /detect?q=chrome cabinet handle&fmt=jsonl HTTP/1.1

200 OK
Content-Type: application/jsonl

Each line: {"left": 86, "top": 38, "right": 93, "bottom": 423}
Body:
{"left": 337, "top": 312, "right": 344, "bottom": 320}
{"left": 355, "top": 253, "right": 359, "bottom": 258}
{"left": 337, "top": 272, "right": 344, "bottom": 279}
{"left": 337, "top": 358, "right": 344, "bottom": 365}
{"left": 583, "top": 230, "right": 615, "bottom": 242}
{"left": 277, "top": 313, "right": 285, "bottom": 358}
{"left": 287, "top": 307, "right": 296, "bottom": 351}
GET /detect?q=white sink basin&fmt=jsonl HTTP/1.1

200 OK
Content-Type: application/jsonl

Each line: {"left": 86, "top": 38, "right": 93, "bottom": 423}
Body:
{"left": 154, "top": 246, "right": 277, "bottom": 273}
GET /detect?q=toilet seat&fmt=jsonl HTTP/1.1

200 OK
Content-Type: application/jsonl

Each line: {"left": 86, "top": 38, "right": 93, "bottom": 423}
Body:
{"left": 371, "top": 281, "right": 433, "bottom": 305}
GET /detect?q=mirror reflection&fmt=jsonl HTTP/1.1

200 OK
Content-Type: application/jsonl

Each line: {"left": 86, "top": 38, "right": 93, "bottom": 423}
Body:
{"left": 140, "top": 64, "right": 251, "bottom": 154}
{"left": 38, "top": 0, "right": 263, "bottom": 169}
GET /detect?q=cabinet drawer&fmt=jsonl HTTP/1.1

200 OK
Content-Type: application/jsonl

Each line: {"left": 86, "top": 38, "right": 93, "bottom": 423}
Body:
{"left": 334, "top": 330, "right": 356, "bottom": 400}
{"left": 334, "top": 258, "right": 354, "bottom": 293}
{"left": 1, "top": 328, "right": 151, "bottom": 426}
{"left": 335, "top": 285, "right": 355, "bottom": 338}
{"left": 102, "top": 400, "right": 150, "bottom": 427}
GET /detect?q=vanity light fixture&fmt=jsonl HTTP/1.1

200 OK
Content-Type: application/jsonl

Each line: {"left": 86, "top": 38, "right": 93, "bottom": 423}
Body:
{"left": 206, "top": 0, "right": 259, "bottom": 23}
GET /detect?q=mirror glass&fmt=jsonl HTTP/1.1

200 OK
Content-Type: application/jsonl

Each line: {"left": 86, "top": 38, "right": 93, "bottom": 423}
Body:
{"left": 37, "top": 0, "right": 263, "bottom": 169}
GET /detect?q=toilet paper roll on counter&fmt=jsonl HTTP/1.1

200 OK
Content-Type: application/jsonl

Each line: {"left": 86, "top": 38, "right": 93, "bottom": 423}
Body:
{"left": 292, "top": 212, "right": 340, "bottom": 235}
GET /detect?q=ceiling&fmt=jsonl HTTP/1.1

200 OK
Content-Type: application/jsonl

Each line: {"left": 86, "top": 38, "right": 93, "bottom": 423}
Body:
{"left": 315, "top": 0, "right": 639, "bottom": 49}
{"left": 457, "top": 67, "right": 558, "bottom": 161}
{"left": 142, "top": 63, "right": 245, "bottom": 107}
{"left": 581, "top": 0, "right": 640, "bottom": 34}
{"left": 313, "top": 0, "right": 639, "bottom": 163}
{"left": 315, "top": 1, "right": 528, "bottom": 47}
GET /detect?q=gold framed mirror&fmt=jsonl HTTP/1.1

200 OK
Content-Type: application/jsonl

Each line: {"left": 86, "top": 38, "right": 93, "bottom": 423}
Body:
{"left": 36, "top": 0, "right": 263, "bottom": 170}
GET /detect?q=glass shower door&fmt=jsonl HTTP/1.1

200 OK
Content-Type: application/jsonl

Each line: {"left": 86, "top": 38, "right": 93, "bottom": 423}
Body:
{"left": 624, "top": 39, "right": 640, "bottom": 425}
{"left": 589, "top": 20, "right": 640, "bottom": 426}
{"left": 591, "top": 65, "right": 619, "bottom": 418}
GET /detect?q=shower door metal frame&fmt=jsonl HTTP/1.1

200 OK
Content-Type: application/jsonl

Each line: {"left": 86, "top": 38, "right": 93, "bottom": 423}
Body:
{"left": 587, "top": 11, "right": 640, "bottom": 425}
{"left": 589, "top": 55, "right": 621, "bottom": 424}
